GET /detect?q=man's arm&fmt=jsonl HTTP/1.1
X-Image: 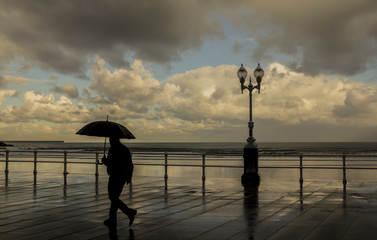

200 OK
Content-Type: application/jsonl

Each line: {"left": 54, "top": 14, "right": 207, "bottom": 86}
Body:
{"left": 101, "top": 155, "right": 109, "bottom": 166}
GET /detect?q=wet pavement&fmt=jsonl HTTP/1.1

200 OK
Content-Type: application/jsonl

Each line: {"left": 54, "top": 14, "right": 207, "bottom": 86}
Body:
{"left": 1, "top": 173, "right": 377, "bottom": 239}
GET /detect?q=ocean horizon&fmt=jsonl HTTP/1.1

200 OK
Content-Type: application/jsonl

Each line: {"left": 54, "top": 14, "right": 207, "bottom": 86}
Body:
{"left": 2, "top": 141, "right": 377, "bottom": 155}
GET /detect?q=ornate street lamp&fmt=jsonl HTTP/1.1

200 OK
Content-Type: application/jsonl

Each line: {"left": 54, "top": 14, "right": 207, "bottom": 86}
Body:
{"left": 237, "top": 63, "right": 264, "bottom": 187}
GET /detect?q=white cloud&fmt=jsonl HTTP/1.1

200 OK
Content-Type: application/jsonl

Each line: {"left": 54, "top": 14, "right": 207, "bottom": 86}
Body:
{"left": 256, "top": 63, "right": 377, "bottom": 126}
{"left": 0, "top": 91, "right": 92, "bottom": 123}
{"left": 165, "top": 62, "right": 377, "bottom": 127}
{"left": 1, "top": 59, "right": 377, "bottom": 141}
{"left": 90, "top": 58, "right": 163, "bottom": 106}
{"left": 88, "top": 59, "right": 377, "bottom": 129}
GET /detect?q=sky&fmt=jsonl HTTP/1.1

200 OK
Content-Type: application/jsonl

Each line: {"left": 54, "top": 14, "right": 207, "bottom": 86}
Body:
{"left": 1, "top": 0, "right": 377, "bottom": 142}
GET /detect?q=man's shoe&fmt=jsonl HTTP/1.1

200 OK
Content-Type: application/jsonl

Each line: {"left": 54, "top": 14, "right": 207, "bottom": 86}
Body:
{"left": 104, "top": 218, "right": 117, "bottom": 228}
{"left": 128, "top": 209, "right": 137, "bottom": 226}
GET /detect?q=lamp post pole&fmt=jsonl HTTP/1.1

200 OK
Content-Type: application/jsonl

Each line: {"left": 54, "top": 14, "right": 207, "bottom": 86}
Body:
{"left": 237, "top": 63, "right": 264, "bottom": 187}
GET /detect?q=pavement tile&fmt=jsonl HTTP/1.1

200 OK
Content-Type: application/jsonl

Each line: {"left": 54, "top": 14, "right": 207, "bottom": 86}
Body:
{"left": 1, "top": 173, "right": 377, "bottom": 239}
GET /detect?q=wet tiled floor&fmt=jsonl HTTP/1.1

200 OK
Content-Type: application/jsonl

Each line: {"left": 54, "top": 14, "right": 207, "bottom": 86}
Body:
{"left": 1, "top": 173, "right": 377, "bottom": 239}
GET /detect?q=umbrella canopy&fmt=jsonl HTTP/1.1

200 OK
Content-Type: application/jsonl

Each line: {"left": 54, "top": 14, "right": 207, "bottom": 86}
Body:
{"left": 76, "top": 120, "right": 136, "bottom": 139}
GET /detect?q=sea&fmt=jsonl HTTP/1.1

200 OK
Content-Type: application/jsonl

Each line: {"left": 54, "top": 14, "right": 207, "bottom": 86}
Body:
{"left": 2, "top": 141, "right": 377, "bottom": 155}
{"left": 1, "top": 141, "right": 377, "bottom": 182}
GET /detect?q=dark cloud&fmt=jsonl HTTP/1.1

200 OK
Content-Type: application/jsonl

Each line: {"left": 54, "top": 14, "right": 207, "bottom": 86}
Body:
{"left": 232, "top": 41, "right": 243, "bottom": 54}
{"left": 333, "top": 87, "right": 377, "bottom": 119}
{"left": 1, "top": 0, "right": 375, "bottom": 78}
{"left": 238, "top": 0, "right": 377, "bottom": 76}
{"left": 0, "top": 0, "right": 224, "bottom": 75}
{"left": 52, "top": 83, "right": 79, "bottom": 98}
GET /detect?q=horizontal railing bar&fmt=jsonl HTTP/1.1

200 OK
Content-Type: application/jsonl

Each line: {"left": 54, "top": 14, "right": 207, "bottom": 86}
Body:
{"left": 2, "top": 150, "right": 376, "bottom": 157}
{"left": 4, "top": 158, "right": 375, "bottom": 163}
{"left": 2, "top": 159, "right": 376, "bottom": 170}
{"left": 134, "top": 163, "right": 165, "bottom": 166}
{"left": 2, "top": 150, "right": 377, "bottom": 168}
{"left": 133, "top": 152, "right": 203, "bottom": 156}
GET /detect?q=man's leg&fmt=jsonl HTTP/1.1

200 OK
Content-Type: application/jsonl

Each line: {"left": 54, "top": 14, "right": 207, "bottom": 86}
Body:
{"left": 105, "top": 176, "right": 123, "bottom": 226}
{"left": 107, "top": 176, "right": 137, "bottom": 226}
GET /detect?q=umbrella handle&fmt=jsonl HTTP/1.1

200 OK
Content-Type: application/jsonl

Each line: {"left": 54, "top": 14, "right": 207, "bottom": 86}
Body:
{"left": 101, "top": 116, "right": 109, "bottom": 165}
{"left": 103, "top": 136, "right": 107, "bottom": 156}
{"left": 103, "top": 115, "right": 109, "bottom": 157}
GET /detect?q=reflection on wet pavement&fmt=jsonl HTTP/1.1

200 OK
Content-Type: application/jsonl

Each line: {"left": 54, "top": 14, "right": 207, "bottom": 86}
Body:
{"left": 0, "top": 173, "right": 377, "bottom": 239}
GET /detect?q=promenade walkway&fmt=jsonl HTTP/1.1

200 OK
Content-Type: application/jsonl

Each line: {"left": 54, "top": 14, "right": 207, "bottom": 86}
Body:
{"left": 1, "top": 173, "right": 377, "bottom": 239}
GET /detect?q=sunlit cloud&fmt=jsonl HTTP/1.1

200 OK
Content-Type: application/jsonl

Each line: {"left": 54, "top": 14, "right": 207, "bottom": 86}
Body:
{"left": 90, "top": 57, "right": 163, "bottom": 106}
{"left": 0, "top": 91, "right": 92, "bottom": 123}
{"left": 1, "top": 58, "right": 377, "bottom": 141}
{"left": 90, "top": 58, "right": 377, "bottom": 129}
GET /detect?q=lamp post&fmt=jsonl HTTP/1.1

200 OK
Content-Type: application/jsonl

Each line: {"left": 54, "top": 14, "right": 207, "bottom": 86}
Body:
{"left": 237, "top": 63, "right": 264, "bottom": 187}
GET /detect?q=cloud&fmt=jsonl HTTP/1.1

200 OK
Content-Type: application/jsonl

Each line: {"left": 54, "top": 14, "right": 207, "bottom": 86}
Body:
{"left": 164, "top": 62, "right": 377, "bottom": 127}
{"left": 0, "top": 75, "right": 31, "bottom": 88}
{"left": 0, "top": 89, "right": 19, "bottom": 105}
{"left": 165, "top": 65, "right": 247, "bottom": 122}
{"left": 90, "top": 58, "right": 163, "bottom": 104}
{"left": 228, "top": 0, "right": 377, "bottom": 76}
{"left": 50, "top": 75, "right": 58, "bottom": 81}
{"left": 0, "top": 122, "right": 86, "bottom": 141}
{"left": 333, "top": 86, "right": 377, "bottom": 125}
{"left": 1, "top": 1, "right": 376, "bottom": 78}
{"left": 89, "top": 59, "right": 377, "bottom": 128}
{"left": 1, "top": 59, "right": 377, "bottom": 141}
{"left": 0, "top": 0, "right": 224, "bottom": 75}
{"left": 232, "top": 41, "right": 244, "bottom": 54}
{"left": 0, "top": 91, "right": 92, "bottom": 123}
{"left": 52, "top": 83, "right": 79, "bottom": 98}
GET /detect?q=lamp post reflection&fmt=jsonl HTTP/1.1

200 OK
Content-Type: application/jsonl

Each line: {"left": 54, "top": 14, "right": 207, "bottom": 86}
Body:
{"left": 243, "top": 186, "right": 259, "bottom": 239}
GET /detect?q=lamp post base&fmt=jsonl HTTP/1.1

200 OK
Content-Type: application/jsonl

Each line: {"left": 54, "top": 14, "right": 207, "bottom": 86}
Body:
{"left": 242, "top": 142, "right": 260, "bottom": 187}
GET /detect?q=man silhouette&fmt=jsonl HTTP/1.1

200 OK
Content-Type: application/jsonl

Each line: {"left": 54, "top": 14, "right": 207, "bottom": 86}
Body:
{"left": 102, "top": 137, "right": 137, "bottom": 228}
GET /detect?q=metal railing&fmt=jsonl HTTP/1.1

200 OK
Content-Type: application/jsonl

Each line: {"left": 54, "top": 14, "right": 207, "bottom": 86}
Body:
{"left": 1, "top": 150, "right": 377, "bottom": 192}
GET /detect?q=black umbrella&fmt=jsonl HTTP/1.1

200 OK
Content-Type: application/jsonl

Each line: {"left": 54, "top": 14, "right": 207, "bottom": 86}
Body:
{"left": 76, "top": 117, "right": 135, "bottom": 156}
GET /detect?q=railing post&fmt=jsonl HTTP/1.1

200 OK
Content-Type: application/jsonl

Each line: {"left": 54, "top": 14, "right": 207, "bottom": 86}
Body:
{"left": 299, "top": 154, "right": 303, "bottom": 187}
{"left": 164, "top": 152, "right": 168, "bottom": 190}
{"left": 63, "top": 151, "right": 68, "bottom": 186}
{"left": 5, "top": 150, "right": 9, "bottom": 174}
{"left": 202, "top": 153, "right": 206, "bottom": 182}
{"left": 33, "top": 150, "right": 38, "bottom": 185}
{"left": 95, "top": 152, "right": 99, "bottom": 194}
{"left": 342, "top": 154, "right": 347, "bottom": 202}
{"left": 129, "top": 152, "right": 133, "bottom": 192}
{"left": 202, "top": 152, "right": 206, "bottom": 195}
{"left": 299, "top": 154, "right": 303, "bottom": 205}
{"left": 5, "top": 150, "right": 9, "bottom": 186}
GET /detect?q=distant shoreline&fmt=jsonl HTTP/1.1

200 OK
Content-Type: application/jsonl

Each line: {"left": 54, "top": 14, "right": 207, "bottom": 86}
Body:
{"left": 0, "top": 141, "right": 13, "bottom": 147}
{"left": 4, "top": 140, "right": 65, "bottom": 143}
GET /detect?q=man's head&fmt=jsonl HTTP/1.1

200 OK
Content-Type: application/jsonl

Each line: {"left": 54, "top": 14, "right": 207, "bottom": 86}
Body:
{"left": 109, "top": 136, "right": 120, "bottom": 145}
